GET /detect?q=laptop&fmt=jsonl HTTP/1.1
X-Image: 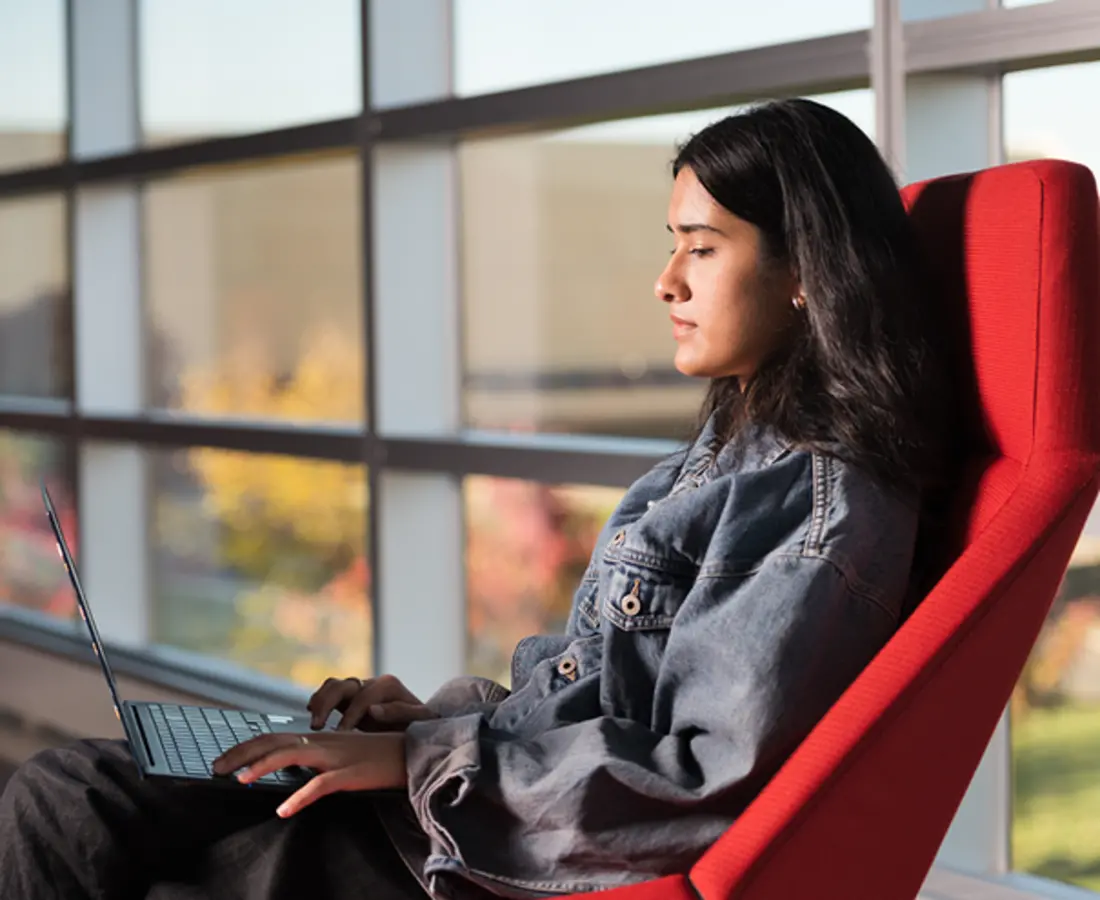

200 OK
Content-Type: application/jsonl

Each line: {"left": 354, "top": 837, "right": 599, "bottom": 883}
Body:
{"left": 41, "top": 481, "right": 315, "bottom": 792}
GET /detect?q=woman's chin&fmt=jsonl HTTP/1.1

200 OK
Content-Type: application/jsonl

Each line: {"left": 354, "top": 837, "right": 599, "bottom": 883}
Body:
{"left": 673, "top": 353, "right": 712, "bottom": 379}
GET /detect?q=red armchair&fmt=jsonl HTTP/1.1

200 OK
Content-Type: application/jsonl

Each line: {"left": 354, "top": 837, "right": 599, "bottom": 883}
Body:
{"left": 573, "top": 160, "right": 1100, "bottom": 899}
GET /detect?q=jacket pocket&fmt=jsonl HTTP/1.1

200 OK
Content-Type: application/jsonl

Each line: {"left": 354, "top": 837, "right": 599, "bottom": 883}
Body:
{"left": 601, "top": 563, "right": 691, "bottom": 632}
{"left": 567, "top": 565, "right": 601, "bottom": 636}
{"left": 598, "top": 563, "right": 693, "bottom": 725}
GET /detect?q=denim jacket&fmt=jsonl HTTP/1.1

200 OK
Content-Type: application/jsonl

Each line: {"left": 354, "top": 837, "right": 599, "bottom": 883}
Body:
{"left": 376, "top": 415, "right": 921, "bottom": 899}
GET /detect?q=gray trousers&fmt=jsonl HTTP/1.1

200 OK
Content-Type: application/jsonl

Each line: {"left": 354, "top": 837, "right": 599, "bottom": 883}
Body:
{"left": 0, "top": 739, "right": 429, "bottom": 900}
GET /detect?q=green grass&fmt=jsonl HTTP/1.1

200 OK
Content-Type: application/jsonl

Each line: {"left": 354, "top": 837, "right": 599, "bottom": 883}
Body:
{"left": 1013, "top": 702, "right": 1100, "bottom": 891}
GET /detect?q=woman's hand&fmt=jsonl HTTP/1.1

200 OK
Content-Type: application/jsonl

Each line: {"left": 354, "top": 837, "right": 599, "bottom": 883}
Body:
{"left": 307, "top": 674, "right": 438, "bottom": 732}
{"left": 212, "top": 731, "right": 407, "bottom": 818}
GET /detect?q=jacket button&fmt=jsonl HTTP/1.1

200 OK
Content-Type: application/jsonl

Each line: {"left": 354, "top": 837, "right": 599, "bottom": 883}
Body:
{"left": 621, "top": 595, "right": 642, "bottom": 616}
{"left": 557, "top": 657, "right": 578, "bottom": 678}
{"left": 611, "top": 530, "right": 626, "bottom": 546}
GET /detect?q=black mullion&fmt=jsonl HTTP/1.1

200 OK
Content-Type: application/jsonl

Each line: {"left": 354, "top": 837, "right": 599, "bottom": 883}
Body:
{"left": 0, "top": 164, "right": 74, "bottom": 198}
{"left": 372, "top": 31, "right": 870, "bottom": 141}
{"left": 131, "top": 0, "right": 144, "bottom": 146}
{"left": 77, "top": 118, "right": 358, "bottom": 182}
{"left": 74, "top": 415, "right": 365, "bottom": 461}
{"left": 62, "top": 0, "right": 79, "bottom": 548}
{"left": 380, "top": 435, "right": 665, "bottom": 488}
{"left": 0, "top": 120, "right": 358, "bottom": 200}
{"left": 63, "top": 0, "right": 75, "bottom": 161}
{"left": 361, "top": 0, "right": 382, "bottom": 677}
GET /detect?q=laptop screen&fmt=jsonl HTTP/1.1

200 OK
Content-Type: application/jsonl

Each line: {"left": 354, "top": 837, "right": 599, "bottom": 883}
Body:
{"left": 40, "top": 481, "right": 127, "bottom": 724}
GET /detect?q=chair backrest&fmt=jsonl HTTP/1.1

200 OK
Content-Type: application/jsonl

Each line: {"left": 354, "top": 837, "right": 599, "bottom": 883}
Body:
{"left": 689, "top": 160, "right": 1100, "bottom": 900}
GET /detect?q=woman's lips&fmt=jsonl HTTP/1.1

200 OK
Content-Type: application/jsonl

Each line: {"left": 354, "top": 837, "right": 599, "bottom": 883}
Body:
{"left": 670, "top": 314, "right": 696, "bottom": 339}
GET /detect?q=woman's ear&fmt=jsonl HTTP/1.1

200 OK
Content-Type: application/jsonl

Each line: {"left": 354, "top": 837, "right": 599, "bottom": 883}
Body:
{"left": 785, "top": 269, "right": 805, "bottom": 311}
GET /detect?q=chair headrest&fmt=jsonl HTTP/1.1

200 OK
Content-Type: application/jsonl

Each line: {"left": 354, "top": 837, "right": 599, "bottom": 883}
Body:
{"left": 901, "top": 160, "right": 1100, "bottom": 464}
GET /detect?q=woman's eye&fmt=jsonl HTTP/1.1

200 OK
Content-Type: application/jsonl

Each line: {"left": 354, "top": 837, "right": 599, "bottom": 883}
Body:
{"left": 669, "top": 247, "right": 714, "bottom": 257}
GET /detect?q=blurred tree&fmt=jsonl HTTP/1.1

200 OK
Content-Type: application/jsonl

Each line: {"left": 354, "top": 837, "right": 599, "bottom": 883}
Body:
{"left": 0, "top": 432, "right": 75, "bottom": 617}
{"left": 173, "top": 325, "right": 366, "bottom": 590}
{"left": 158, "top": 326, "right": 370, "bottom": 685}
{"left": 465, "top": 477, "right": 621, "bottom": 683}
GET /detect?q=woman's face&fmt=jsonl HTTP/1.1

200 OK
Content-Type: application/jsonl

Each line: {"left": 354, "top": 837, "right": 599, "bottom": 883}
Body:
{"left": 655, "top": 166, "right": 799, "bottom": 384}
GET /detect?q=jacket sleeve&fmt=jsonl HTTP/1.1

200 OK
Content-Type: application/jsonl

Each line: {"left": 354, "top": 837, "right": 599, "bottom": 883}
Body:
{"left": 423, "top": 675, "right": 510, "bottom": 719}
{"left": 401, "top": 551, "right": 902, "bottom": 895}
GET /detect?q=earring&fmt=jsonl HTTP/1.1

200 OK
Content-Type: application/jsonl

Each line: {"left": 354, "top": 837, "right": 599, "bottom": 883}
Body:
{"left": 792, "top": 293, "right": 807, "bottom": 310}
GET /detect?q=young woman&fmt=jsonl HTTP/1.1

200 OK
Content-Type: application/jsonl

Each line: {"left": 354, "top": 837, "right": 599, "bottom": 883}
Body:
{"left": 0, "top": 98, "right": 956, "bottom": 900}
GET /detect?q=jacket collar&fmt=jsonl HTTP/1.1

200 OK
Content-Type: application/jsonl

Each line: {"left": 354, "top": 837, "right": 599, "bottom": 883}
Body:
{"left": 677, "top": 413, "right": 794, "bottom": 490}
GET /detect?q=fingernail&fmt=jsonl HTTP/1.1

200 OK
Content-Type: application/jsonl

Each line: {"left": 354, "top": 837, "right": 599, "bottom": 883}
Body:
{"left": 276, "top": 803, "right": 290, "bottom": 817}
{"left": 370, "top": 704, "right": 384, "bottom": 718}
{"left": 236, "top": 768, "right": 252, "bottom": 783}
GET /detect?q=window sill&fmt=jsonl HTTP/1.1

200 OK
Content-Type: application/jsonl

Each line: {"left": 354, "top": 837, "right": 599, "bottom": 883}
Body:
{"left": 0, "top": 606, "right": 310, "bottom": 733}
{"left": 921, "top": 866, "right": 1097, "bottom": 899}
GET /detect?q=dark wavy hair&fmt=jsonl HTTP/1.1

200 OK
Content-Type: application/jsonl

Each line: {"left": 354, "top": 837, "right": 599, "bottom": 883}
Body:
{"left": 674, "top": 98, "right": 958, "bottom": 499}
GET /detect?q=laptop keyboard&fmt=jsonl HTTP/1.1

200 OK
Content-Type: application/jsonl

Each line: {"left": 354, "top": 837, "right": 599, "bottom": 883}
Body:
{"left": 146, "top": 704, "right": 301, "bottom": 785}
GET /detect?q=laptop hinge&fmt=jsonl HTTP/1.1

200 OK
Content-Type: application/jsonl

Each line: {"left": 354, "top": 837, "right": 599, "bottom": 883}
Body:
{"left": 126, "top": 705, "right": 158, "bottom": 772}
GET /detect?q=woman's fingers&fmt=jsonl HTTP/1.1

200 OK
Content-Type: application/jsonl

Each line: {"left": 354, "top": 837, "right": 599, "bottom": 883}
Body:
{"left": 306, "top": 674, "right": 427, "bottom": 731}
{"left": 274, "top": 758, "right": 394, "bottom": 817}
{"left": 366, "top": 701, "right": 437, "bottom": 726}
{"left": 336, "top": 675, "right": 419, "bottom": 731}
{"left": 213, "top": 733, "right": 318, "bottom": 776}
{"left": 275, "top": 770, "right": 342, "bottom": 817}
{"left": 218, "top": 732, "right": 409, "bottom": 815}
{"left": 307, "top": 676, "right": 362, "bottom": 729}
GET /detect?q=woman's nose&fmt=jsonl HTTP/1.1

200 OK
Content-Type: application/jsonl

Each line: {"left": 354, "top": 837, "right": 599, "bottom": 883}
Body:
{"left": 655, "top": 263, "right": 679, "bottom": 303}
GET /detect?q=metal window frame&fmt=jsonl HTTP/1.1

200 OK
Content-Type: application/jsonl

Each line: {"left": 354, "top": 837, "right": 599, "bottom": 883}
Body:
{"left": 0, "top": 0, "right": 1098, "bottom": 774}
{"left": 0, "top": 1, "right": 1096, "bottom": 487}
{"left": 0, "top": 5, "right": 1096, "bottom": 893}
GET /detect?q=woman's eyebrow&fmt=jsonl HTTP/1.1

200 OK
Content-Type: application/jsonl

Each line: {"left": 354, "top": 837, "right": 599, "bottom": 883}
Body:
{"left": 666, "top": 222, "right": 728, "bottom": 237}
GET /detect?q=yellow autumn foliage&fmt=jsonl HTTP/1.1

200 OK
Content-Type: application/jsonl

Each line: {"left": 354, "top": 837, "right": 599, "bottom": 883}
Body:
{"left": 177, "top": 326, "right": 367, "bottom": 584}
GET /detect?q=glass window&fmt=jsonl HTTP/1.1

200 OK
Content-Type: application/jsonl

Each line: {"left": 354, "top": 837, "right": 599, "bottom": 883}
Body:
{"left": 454, "top": 0, "right": 871, "bottom": 96}
{"left": 1012, "top": 509, "right": 1100, "bottom": 892}
{"left": 0, "top": 432, "right": 74, "bottom": 619}
{"left": 1004, "top": 62, "right": 1100, "bottom": 174}
{"left": 1005, "top": 68, "right": 1100, "bottom": 890}
{"left": 460, "top": 90, "right": 873, "bottom": 440}
{"left": 139, "top": 0, "right": 361, "bottom": 145}
{"left": 465, "top": 476, "right": 624, "bottom": 683}
{"left": 0, "top": 195, "right": 70, "bottom": 398}
{"left": 143, "top": 155, "right": 364, "bottom": 424}
{"left": 0, "top": 0, "right": 65, "bottom": 170}
{"left": 151, "top": 448, "right": 370, "bottom": 687}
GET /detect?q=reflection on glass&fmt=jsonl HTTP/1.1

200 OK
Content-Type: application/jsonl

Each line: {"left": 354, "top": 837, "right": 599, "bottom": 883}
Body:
{"left": 454, "top": 0, "right": 870, "bottom": 96}
{"left": 1012, "top": 499, "right": 1100, "bottom": 890}
{"left": 139, "top": 0, "right": 361, "bottom": 144}
{"left": 0, "top": 195, "right": 69, "bottom": 397}
{"left": 143, "top": 155, "right": 363, "bottom": 424}
{"left": 1004, "top": 63, "right": 1100, "bottom": 176}
{"left": 0, "top": 0, "right": 65, "bottom": 170}
{"left": 460, "top": 90, "right": 872, "bottom": 439}
{"left": 151, "top": 448, "right": 370, "bottom": 687}
{"left": 465, "top": 476, "right": 623, "bottom": 684}
{"left": 0, "top": 431, "right": 74, "bottom": 618}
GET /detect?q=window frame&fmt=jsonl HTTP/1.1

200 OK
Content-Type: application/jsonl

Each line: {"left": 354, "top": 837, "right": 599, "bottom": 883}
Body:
{"left": 2, "top": 2, "right": 1100, "bottom": 897}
